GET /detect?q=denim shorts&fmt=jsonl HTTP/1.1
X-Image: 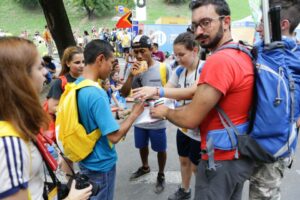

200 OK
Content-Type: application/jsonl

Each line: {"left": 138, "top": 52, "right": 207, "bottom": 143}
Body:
{"left": 176, "top": 129, "right": 201, "bottom": 165}
{"left": 134, "top": 126, "right": 167, "bottom": 152}
{"left": 79, "top": 165, "right": 116, "bottom": 200}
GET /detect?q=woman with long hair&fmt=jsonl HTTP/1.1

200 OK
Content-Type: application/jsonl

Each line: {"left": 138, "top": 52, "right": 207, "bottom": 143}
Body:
{"left": 47, "top": 46, "right": 84, "bottom": 114}
{"left": 0, "top": 37, "right": 91, "bottom": 200}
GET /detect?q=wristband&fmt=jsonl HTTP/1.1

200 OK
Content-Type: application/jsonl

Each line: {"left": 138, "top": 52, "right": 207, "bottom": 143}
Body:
{"left": 159, "top": 87, "right": 165, "bottom": 98}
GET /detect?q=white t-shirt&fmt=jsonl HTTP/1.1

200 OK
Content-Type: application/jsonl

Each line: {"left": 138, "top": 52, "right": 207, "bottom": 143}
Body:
{"left": 168, "top": 60, "right": 205, "bottom": 141}
{"left": 0, "top": 137, "right": 43, "bottom": 200}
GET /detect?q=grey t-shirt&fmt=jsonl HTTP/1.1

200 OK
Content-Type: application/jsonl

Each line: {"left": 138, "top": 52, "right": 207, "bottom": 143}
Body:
{"left": 132, "top": 61, "right": 170, "bottom": 129}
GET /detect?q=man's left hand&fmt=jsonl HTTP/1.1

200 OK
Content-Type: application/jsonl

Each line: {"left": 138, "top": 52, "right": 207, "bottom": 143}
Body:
{"left": 150, "top": 105, "right": 168, "bottom": 120}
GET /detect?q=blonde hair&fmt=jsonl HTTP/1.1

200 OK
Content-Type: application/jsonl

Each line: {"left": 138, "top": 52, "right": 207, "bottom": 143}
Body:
{"left": 0, "top": 37, "right": 49, "bottom": 139}
{"left": 59, "top": 46, "right": 83, "bottom": 76}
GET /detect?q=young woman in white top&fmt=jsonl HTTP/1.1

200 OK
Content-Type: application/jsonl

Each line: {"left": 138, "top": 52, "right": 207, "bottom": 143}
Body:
{"left": 0, "top": 37, "right": 92, "bottom": 200}
{"left": 133, "top": 32, "right": 205, "bottom": 199}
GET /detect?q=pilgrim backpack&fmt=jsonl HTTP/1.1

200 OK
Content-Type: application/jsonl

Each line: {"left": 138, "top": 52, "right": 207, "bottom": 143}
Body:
{"left": 205, "top": 39, "right": 300, "bottom": 169}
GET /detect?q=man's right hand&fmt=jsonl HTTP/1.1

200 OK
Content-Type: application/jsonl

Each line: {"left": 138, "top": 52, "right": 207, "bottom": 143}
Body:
{"left": 130, "top": 61, "right": 148, "bottom": 76}
{"left": 130, "top": 61, "right": 141, "bottom": 76}
{"left": 131, "top": 100, "right": 145, "bottom": 117}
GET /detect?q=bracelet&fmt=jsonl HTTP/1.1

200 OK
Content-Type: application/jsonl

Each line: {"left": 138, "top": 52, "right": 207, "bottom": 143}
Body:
{"left": 156, "top": 87, "right": 159, "bottom": 96}
{"left": 159, "top": 87, "right": 165, "bottom": 98}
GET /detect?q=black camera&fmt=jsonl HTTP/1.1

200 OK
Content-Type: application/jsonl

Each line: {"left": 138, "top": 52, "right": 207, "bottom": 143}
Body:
{"left": 73, "top": 173, "right": 100, "bottom": 197}
{"left": 56, "top": 172, "right": 100, "bottom": 199}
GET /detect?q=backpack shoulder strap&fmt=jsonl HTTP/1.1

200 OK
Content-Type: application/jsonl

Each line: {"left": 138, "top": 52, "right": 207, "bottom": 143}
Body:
{"left": 58, "top": 75, "right": 68, "bottom": 92}
{"left": 175, "top": 66, "right": 185, "bottom": 77}
{"left": 159, "top": 62, "right": 167, "bottom": 86}
{"left": 59, "top": 79, "right": 99, "bottom": 104}
{"left": 216, "top": 42, "right": 254, "bottom": 60}
{"left": 75, "top": 79, "right": 100, "bottom": 90}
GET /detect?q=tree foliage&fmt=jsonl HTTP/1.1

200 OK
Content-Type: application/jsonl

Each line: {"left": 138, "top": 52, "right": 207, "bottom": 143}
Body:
{"left": 70, "top": 0, "right": 135, "bottom": 19}
{"left": 112, "top": 0, "right": 135, "bottom": 8}
{"left": 71, "top": 0, "right": 114, "bottom": 19}
{"left": 164, "top": 0, "right": 188, "bottom": 4}
{"left": 14, "top": 0, "right": 39, "bottom": 9}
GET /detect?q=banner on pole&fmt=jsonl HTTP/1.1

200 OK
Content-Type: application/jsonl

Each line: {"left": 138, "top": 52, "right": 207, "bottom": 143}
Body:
{"left": 116, "top": 11, "right": 132, "bottom": 28}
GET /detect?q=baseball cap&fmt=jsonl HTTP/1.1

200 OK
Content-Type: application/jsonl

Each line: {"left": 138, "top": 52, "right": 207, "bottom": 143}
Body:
{"left": 132, "top": 35, "right": 152, "bottom": 49}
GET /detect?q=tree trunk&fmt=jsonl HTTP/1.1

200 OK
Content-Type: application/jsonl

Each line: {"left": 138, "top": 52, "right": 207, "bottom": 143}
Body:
{"left": 38, "top": 0, "right": 76, "bottom": 59}
{"left": 83, "top": 0, "right": 94, "bottom": 20}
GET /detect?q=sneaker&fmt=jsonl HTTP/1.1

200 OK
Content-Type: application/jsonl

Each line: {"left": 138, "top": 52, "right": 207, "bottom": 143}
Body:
{"left": 129, "top": 166, "right": 150, "bottom": 181}
{"left": 168, "top": 187, "right": 191, "bottom": 200}
{"left": 154, "top": 173, "right": 165, "bottom": 194}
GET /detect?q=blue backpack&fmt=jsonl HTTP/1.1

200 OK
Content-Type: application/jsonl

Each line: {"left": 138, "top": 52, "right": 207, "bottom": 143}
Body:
{"left": 206, "top": 39, "right": 300, "bottom": 169}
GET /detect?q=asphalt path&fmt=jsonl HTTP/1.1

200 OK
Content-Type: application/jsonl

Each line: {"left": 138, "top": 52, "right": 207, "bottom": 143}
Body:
{"left": 114, "top": 112, "right": 300, "bottom": 200}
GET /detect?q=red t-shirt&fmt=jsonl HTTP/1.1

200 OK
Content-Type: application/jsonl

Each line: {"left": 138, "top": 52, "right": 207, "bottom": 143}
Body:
{"left": 198, "top": 47, "right": 254, "bottom": 160}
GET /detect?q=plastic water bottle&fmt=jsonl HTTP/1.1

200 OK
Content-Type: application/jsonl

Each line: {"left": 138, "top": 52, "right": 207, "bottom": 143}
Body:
{"left": 47, "top": 145, "right": 68, "bottom": 183}
{"left": 47, "top": 145, "right": 58, "bottom": 161}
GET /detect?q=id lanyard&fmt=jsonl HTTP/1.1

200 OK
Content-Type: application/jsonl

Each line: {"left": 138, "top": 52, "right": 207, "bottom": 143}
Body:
{"left": 183, "top": 60, "right": 199, "bottom": 105}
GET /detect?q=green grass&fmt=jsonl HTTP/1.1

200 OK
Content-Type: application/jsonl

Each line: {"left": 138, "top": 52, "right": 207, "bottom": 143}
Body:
{"left": 0, "top": 0, "right": 46, "bottom": 35}
{"left": 146, "top": 1, "right": 191, "bottom": 24}
{"left": 0, "top": 0, "right": 251, "bottom": 36}
{"left": 227, "top": 0, "right": 251, "bottom": 21}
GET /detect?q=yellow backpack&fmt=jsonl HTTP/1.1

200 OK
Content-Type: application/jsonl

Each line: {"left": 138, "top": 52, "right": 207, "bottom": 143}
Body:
{"left": 56, "top": 79, "right": 101, "bottom": 162}
{"left": 159, "top": 62, "right": 167, "bottom": 86}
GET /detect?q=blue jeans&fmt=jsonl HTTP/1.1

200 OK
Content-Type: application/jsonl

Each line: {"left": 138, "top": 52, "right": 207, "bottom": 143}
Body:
{"left": 79, "top": 165, "right": 116, "bottom": 200}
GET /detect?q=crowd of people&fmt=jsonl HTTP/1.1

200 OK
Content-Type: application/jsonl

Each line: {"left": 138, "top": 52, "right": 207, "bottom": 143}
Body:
{"left": 1, "top": 0, "right": 300, "bottom": 200}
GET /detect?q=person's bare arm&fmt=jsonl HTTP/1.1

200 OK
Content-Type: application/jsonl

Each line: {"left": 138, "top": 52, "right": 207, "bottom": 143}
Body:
{"left": 47, "top": 67, "right": 56, "bottom": 73}
{"left": 164, "top": 84, "right": 197, "bottom": 100}
{"left": 107, "top": 102, "right": 144, "bottom": 143}
{"left": 111, "top": 94, "right": 120, "bottom": 107}
{"left": 59, "top": 156, "right": 74, "bottom": 178}
{"left": 47, "top": 98, "right": 59, "bottom": 114}
{"left": 150, "top": 83, "right": 222, "bottom": 129}
{"left": 164, "top": 82, "right": 175, "bottom": 88}
{"left": 120, "top": 74, "right": 134, "bottom": 97}
{"left": 111, "top": 84, "right": 123, "bottom": 92}
{"left": 120, "top": 61, "right": 141, "bottom": 97}
{"left": 132, "top": 82, "right": 197, "bottom": 100}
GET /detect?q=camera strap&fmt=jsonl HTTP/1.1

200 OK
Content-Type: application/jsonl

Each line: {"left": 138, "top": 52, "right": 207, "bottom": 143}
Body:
{"left": 34, "top": 134, "right": 77, "bottom": 200}
{"left": 33, "top": 138, "right": 62, "bottom": 200}
{"left": 33, "top": 139, "right": 59, "bottom": 184}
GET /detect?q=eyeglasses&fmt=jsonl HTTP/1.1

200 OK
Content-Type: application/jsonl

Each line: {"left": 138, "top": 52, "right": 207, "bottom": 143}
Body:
{"left": 190, "top": 16, "right": 225, "bottom": 33}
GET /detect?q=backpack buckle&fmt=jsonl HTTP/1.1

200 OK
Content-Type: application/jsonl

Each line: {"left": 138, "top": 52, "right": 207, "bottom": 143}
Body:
{"left": 274, "top": 97, "right": 282, "bottom": 106}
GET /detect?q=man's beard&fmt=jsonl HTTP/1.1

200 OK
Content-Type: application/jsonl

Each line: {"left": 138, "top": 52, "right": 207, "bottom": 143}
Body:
{"left": 196, "top": 24, "right": 224, "bottom": 49}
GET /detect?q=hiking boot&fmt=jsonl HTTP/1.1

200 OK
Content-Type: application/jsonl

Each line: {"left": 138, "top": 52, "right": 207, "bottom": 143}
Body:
{"left": 154, "top": 173, "right": 165, "bottom": 194}
{"left": 168, "top": 187, "right": 191, "bottom": 200}
{"left": 129, "top": 166, "right": 150, "bottom": 181}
